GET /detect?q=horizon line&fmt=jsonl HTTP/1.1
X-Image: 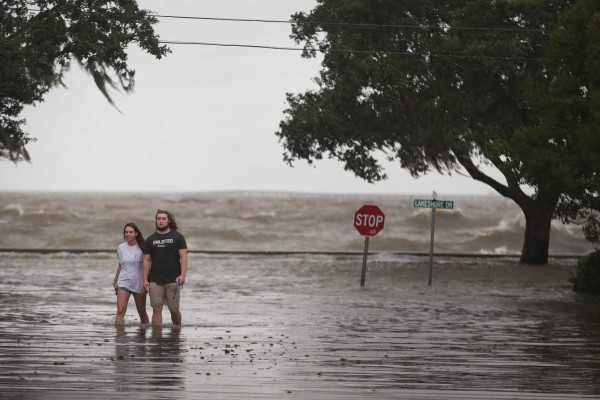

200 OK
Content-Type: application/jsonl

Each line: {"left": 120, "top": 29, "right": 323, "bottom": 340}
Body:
{"left": 0, "top": 188, "right": 501, "bottom": 196}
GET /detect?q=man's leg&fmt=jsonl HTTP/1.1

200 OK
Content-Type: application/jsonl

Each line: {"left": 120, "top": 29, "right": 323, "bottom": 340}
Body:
{"left": 148, "top": 282, "right": 165, "bottom": 326}
{"left": 169, "top": 307, "right": 181, "bottom": 326}
{"left": 152, "top": 305, "right": 163, "bottom": 326}
{"left": 164, "top": 283, "right": 182, "bottom": 326}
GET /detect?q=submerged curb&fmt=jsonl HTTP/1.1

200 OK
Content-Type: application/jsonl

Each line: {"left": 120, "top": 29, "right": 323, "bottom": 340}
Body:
{"left": 0, "top": 248, "right": 584, "bottom": 259}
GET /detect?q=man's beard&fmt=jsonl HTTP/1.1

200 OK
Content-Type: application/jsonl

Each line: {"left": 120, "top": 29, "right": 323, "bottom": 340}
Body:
{"left": 156, "top": 224, "right": 169, "bottom": 232}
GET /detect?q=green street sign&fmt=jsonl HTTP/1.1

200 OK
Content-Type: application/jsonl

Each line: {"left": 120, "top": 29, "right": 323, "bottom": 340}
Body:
{"left": 413, "top": 199, "right": 454, "bottom": 209}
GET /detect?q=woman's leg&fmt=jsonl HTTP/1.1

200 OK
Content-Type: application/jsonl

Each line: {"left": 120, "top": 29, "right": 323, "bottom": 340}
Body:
{"left": 115, "top": 289, "right": 131, "bottom": 325}
{"left": 133, "top": 292, "right": 150, "bottom": 324}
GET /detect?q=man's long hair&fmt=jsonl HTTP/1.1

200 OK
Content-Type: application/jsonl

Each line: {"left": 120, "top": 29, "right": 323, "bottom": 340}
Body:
{"left": 156, "top": 209, "right": 178, "bottom": 230}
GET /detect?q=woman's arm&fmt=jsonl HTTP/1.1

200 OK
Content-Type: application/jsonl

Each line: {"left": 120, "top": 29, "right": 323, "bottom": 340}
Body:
{"left": 113, "top": 263, "right": 122, "bottom": 295}
{"left": 143, "top": 254, "right": 151, "bottom": 292}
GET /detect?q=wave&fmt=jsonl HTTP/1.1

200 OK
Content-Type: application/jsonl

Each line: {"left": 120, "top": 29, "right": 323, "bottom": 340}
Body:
{"left": 2, "top": 203, "right": 24, "bottom": 216}
{"left": 1, "top": 205, "right": 88, "bottom": 223}
{"left": 409, "top": 207, "right": 466, "bottom": 219}
{"left": 366, "top": 236, "right": 429, "bottom": 252}
{"left": 469, "top": 214, "right": 525, "bottom": 237}
{"left": 475, "top": 246, "right": 519, "bottom": 255}
{"left": 239, "top": 210, "right": 277, "bottom": 222}
{"left": 406, "top": 207, "right": 481, "bottom": 230}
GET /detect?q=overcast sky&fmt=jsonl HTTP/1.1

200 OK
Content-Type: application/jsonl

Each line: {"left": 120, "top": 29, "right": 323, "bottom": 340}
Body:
{"left": 0, "top": 0, "right": 500, "bottom": 195}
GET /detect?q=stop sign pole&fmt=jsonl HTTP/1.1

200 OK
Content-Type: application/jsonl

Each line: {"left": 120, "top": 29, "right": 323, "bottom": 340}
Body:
{"left": 354, "top": 205, "right": 385, "bottom": 286}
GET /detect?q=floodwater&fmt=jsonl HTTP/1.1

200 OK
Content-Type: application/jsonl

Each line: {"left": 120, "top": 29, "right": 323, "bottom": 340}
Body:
{"left": 1, "top": 252, "right": 599, "bottom": 399}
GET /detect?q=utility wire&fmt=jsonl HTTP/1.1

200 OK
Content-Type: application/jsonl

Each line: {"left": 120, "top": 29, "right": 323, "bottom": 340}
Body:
{"left": 161, "top": 41, "right": 301, "bottom": 52}
{"left": 160, "top": 40, "right": 541, "bottom": 61}
{"left": 23, "top": 8, "right": 543, "bottom": 60}
{"left": 155, "top": 14, "right": 544, "bottom": 33}
{"left": 26, "top": 8, "right": 545, "bottom": 33}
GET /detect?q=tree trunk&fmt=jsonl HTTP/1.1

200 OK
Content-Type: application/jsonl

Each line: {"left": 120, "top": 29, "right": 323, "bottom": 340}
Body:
{"left": 520, "top": 205, "right": 553, "bottom": 264}
{"left": 455, "top": 157, "right": 558, "bottom": 265}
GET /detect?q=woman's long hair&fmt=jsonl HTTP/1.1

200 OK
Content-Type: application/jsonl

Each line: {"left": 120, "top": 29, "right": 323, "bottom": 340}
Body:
{"left": 123, "top": 222, "right": 145, "bottom": 249}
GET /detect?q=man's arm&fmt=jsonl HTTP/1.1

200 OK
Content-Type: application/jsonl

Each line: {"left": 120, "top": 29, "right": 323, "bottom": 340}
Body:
{"left": 143, "top": 254, "right": 151, "bottom": 292}
{"left": 177, "top": 248, "right": 188, "bottom": 285}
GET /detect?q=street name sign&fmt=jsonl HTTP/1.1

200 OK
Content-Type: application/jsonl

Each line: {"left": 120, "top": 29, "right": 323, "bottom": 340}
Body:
{"left": 413, "top": 199, "right": 454, "bottom": 209}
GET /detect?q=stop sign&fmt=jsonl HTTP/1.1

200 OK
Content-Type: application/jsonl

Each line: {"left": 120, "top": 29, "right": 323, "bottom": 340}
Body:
{"left": 354, "top": 204, "right": 385, "bottom": 236}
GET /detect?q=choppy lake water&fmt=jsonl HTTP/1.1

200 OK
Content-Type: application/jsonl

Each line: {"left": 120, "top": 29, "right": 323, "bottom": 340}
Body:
{"left": 0, "top": 191, "right": 594, "bottom": 255}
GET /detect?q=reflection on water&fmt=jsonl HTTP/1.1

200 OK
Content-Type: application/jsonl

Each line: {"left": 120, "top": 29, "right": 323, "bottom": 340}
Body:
{"left": 148, "top": 326, "right": 185, "bottom": 389}
{"left": 115, "top": 325, "right": 147, "bottom": 360}
{"left": 112, "top": 325, "right": 185, "bottom": 391}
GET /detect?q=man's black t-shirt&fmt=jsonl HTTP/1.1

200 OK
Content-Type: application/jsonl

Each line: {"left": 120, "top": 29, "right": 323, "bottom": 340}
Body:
{"left": 144, "top": 230, "right": 187, "bottom": 284}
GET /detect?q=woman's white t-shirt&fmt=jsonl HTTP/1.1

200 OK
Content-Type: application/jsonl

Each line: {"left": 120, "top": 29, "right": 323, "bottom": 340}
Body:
{"left": 116, "top": 242, "right": 144, "bottom": 294}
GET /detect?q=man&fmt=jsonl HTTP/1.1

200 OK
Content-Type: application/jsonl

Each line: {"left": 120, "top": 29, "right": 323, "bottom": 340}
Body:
{"left": 143, "top": 209, "right": 188, "bottom": 326}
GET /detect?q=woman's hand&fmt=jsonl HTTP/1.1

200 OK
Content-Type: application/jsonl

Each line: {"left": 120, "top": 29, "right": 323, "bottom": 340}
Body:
{"left": 113, "top": 282, "right": 118, "bottom": 295}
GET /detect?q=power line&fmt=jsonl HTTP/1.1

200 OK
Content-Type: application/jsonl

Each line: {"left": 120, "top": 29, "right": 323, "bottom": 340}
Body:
{"left": 157, "top": 15, "right": 292, "bottom": 24}
{"left": 25, "top": 8, "right": 545, "bottom": 33}
{"left": 155, "top": 14, "right": 545, "bottom": 33}
{"left": 22, "top": 8, "right": 543, "bottom": 60}
{"left": 160, "top": 40, "right": 541, "bottom": 61}
{"left": 161, "top": 40, "right": 300, "bottom": 52}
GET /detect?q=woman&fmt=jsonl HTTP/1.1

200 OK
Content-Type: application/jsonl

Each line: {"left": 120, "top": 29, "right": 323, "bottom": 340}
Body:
{"left": 113, "top": 222, "right": 149, "bottom": 325}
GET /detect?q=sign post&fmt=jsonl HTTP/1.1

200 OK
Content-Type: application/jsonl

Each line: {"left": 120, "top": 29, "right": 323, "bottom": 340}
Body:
{"left": 353, "top": 204, "right": 385, "bottom": 286}
{"left": 413, "top": 192, "right": 454, "bottom": 286}
{"left": 360, "top": 236, "right": 370, "bottom": 287}
{"left": 428, "top": 192, "right": 437, "bottom": 287}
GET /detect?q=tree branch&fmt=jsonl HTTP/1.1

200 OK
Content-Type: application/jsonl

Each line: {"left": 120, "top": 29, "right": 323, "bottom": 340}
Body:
{"left": 457, "top": 155, "right": 529, "bottom": 206}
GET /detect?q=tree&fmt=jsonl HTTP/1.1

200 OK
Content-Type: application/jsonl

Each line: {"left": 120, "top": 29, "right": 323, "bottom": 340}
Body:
{"left": 0, "top": 0, "right": 169, "bottom": 162}
{"left": 277, "top": 0, "right": 600, "bottom": 264}
{"left": 523, "top": 0, "right": 600, "bottom": 248}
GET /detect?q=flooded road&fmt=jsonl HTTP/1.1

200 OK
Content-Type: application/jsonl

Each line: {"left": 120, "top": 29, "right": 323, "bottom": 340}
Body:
{"left": 0, "top": 252, "right": 599, "bottom": 399}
